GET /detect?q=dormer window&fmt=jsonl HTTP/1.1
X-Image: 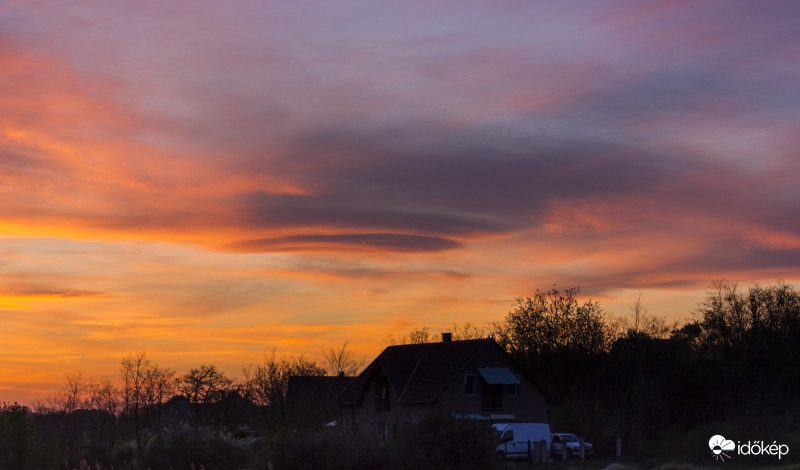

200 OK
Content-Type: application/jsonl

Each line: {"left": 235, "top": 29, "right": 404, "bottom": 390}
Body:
{"left": 476, "top": 367, "right": 520, "bottom": 411}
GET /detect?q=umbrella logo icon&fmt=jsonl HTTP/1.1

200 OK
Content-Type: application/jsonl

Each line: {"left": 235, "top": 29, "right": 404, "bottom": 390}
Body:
{"left": 709, "top": 435, "right": 735, "bottom": 461}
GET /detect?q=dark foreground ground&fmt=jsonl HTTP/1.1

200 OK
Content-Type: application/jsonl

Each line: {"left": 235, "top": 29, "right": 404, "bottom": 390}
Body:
{"left": 502, "top": 458, "right": 800, "bottom": 470}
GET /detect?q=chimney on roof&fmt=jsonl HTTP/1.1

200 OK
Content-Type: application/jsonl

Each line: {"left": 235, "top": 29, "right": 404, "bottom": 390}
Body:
{"left": 442, "top": 332, "right": 453, "bottom": 343}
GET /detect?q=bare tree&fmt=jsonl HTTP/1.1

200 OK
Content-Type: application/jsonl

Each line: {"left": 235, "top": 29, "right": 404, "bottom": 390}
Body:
{"left": 60, "top": 371, "right": 87, "bottom": 413}
{"left": 384, "top": 326, "right": 433, "bottom": 345}
{"left": 614, "top": 292, "right": 673, "bottom": 340}
{"left": 31, "top": 395, "right": 60, "bottom": 415}
{"left": 86, "top": 376, "right": 121, "bottom": 457}
{"left": 120, "top": 351, "right": 173, "bottom": 468}
{"left": 242, "top": 351, "right": 325, "bottom": 407}
{"left": 120, "top": 351, "right": 149, "bottom": 468}
{"left": 176, "top": 364, "right": 231, "bottom": 404}
{"left": 88, "top": 375, "right": 121, "bottom": 415}
{"left": 322, "top": 341, "right": 365, "bottom": 376}
{"left": 385, "top": 323, "right": 491, "bottom": 346}
{"left": 698, "top": 280, "right": 800, "bottom": 360}
{"left": 144, "top": 365, "right": 176, "bottom": 406}
{"left": 408, "top": 326, "right": 432, "bottom": 344}
{"left": 450, "top": 322, "right": 492, "bottom": 340}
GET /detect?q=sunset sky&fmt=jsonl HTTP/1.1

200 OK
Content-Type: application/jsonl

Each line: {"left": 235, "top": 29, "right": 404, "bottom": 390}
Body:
{"left": 2, "top": 0, "right": 800, "bottom": 404}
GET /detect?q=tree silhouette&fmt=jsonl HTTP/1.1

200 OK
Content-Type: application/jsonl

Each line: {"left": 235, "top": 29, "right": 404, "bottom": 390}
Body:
{"left": 495, "top": 286, "right": 612, "bottom": 401}
{"left": 698, "top": 280, "right": 800, "bottom": 362}
{"left": 240, "top": 351, "right": 325, "bottom": 407}
{"left": 120, "top": 351, "right": 174, "bottom": 469}
{"left": 322, "top": 341, "right": 366, "bottom": 376}
{"left": 176, "top": 364, "right": 232, "bottom": 404}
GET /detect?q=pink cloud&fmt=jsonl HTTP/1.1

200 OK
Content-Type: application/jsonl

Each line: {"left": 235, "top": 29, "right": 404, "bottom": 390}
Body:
{"left": 1, "top": 0, "right": 800, "bottom": 404}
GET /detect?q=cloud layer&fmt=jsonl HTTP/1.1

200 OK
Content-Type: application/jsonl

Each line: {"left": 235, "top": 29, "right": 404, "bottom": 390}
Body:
{"left": 1, "top": 0, "right": 800, "bottom": 402}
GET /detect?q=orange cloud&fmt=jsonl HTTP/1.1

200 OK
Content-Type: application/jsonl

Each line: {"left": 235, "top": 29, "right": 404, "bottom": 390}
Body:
{"left": 2, "top": 0, "right": 800, "bottom": 406}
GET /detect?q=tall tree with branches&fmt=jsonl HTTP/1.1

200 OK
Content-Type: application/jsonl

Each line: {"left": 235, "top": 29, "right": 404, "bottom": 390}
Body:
{"left": 120, "top": 351, "right": 174, "bottom": 469}
{"left": 322, "top": 341, "right": 365, "bottom": 376}
{"left": 241, "top": 351, "right": 325, "bottom": 407}
{"left": 176, "top": 364, "right": 232, "bottom": 404}
{"left": 495, "top": 286, "right": 612, "bottom": 401}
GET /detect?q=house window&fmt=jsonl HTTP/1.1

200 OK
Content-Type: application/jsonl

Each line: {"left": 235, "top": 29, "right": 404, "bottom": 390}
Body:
{"left": 465, "top": 374, "right": 477, "bottom": 396}
{"left": 508, "top": 375, "right": 520, "bottom": 397}
{"left": 375, "top": 377, "right": 391, "bottom": 411}
{"left": 482, "top": 383, "right": 505, "bottom": 411}
{"left": 377, "top": 422, "right": 388, "bottom": 442}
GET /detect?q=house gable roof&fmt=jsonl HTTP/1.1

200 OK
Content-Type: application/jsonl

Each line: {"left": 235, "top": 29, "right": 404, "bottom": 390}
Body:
{"left": 344, "top": 338, "right": 504, "bottom": 405}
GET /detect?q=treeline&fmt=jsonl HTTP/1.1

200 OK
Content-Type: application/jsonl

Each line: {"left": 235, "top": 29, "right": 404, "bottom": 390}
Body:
{"left": 4, "top": 280, "right": 800, "bottom": 468}
{"left": 44, "top": 346, "right": 361, "bottom": 414}
{"left": 494, "top": 281, "right": 800, "bottom": 462}
{"left": 2, "top": 348, "right": 362, "bottom": 469}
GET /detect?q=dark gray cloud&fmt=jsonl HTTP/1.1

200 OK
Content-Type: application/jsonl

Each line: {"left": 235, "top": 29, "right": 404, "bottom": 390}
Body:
{"left": 224, "top": 233, "right": 461, "bottom": 253}
{"left": 568, "top": 240, "right": 800, "bottom": 298}
{"left": 0, "top": 282, "right": 105, "bottom": 298}
{"left": 236, "top": 124, "right": 694, "bottom": 239}
{"left": 661, "top": 241, "right": 800, "bottom": 276}
{"left": 226, "top": 106, "right": 800, "bottom": 255}
{"left": 285, "top": 259, "right": 472, "bottom": 280}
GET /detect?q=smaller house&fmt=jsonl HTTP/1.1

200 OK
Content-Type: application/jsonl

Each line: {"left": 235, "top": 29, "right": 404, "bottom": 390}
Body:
{"left": 341, "top": 334, "right": 547, "bottom": 440}
{"left": 286, "top": 374, "right": 354, "bottom": 428}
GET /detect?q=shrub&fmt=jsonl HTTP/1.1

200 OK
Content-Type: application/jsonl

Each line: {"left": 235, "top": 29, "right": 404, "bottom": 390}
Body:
{"left": 250, "top": 415, "right": 501, "bottom": 470}
{"left": 250, "top": 428, "right": 382, "bottom": 470}
{"left": 143, "top": 430, "right": 254, "bottom": 469}
{"left": 389, "top": 415, "right": 501, "bottom": 470}
{"left": 0, "top": 403, "right": 62, "bottom": 469}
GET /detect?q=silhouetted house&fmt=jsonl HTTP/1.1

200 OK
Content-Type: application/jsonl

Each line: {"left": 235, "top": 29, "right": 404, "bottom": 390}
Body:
{"left": 161, "top": 392, "right": 266, "bottom": 431}
{"left": 162, "top": 395, "right": 194, "bottom": 425}
{"left": 286, "top": 374, "right": 355, "bottom": 428}
{"left": 341, "top": 335, "right": 547, "bottom": 440}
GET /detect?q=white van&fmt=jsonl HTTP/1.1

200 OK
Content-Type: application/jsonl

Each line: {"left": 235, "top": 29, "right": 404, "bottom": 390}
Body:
{"left": 493, "top": 422, "right": 551, "bottom": 460}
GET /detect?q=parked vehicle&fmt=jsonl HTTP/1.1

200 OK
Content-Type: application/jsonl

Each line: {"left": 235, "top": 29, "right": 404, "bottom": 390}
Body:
{"left": 493, "top": 422, "right": 551, "bottom": 460}
{"left": 550, "top": 433, "right": 593, "bottom": 458}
